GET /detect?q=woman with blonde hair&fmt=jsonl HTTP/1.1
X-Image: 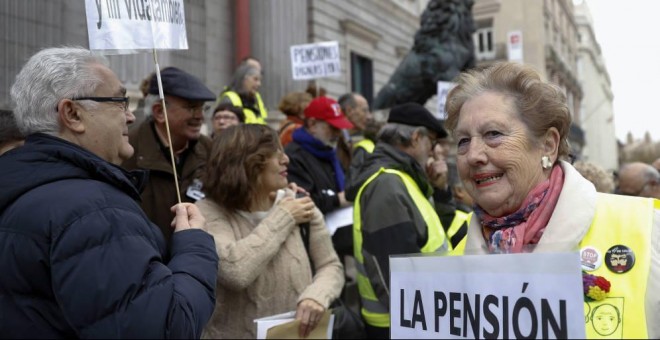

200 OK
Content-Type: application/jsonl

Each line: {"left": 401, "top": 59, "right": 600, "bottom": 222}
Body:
{"left": 198, "top": 124, "right": 344, "bottom": 339}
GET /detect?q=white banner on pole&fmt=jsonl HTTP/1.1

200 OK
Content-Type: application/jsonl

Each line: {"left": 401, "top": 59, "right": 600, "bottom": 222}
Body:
{"left": 436, "top": 81, "right": 455, "bottom": 120}
{"left": 390, "top": 252, "right": 585, "bottom": 339}
{"left": 84, "top": 0, "right": 188, "bottom": 52}
{"left": 507, "top": 30, "right": 524, "bottom": 63}
{"left": 290, "top": 41, "right": 341, "bottom": 80}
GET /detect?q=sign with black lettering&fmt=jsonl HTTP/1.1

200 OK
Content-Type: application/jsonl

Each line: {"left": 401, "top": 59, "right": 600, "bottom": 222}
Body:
{"left": 84, "top": 0, "right": 188, "bottom": 51}
{"left": 290, "top": 41, "right": 341, "bottom": 80}
{"left": 390, "top": 252, "right": 585, "bottom": 339}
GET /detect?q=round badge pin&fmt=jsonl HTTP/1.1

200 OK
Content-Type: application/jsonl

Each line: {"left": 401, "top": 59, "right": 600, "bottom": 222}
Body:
{"left": 605, "top": 245, "right": 635, "bottom": 274}
{"left": 580, "top": 246, "right": 602, "bottom": 271}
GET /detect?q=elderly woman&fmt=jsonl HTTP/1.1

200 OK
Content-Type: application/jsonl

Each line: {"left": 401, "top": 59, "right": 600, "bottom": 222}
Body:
{"left": 218, "top": 64, "right": 267, "bottom": 124}
{"left": 444, "top": 62, "right": 659, "bottom": 339}
{"left": 197, "top": 124, "right": 344, "bottom": 339}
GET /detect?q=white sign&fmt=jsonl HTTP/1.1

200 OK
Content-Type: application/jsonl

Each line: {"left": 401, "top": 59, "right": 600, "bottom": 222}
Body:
{"left": 325, "top": 206, "right": 353, "bottom": 236}
{"left": 436, "top": 81, "right": 455, "bottom": 119}
{"left": 507, "top": 30, "right": 523, "bottom": 63}
{"left": 390, "top": 252, "right": 585, "bottom": 339}
{"left": 84, "top": 0, "right": 188, "bottom": 52}
{"left": 290, "top": 41, "right": 341, "bottom": 80}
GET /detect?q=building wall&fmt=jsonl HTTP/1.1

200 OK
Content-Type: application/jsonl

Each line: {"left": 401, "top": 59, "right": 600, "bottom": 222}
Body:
{"left": 574, "top": 1, "right": 618, "bottom": 170}
{"left": 3, "top": 0, "right": 425, "bottom": 126}
{"left": 473, "top": 0, "right": 546, "bottom": 75}
{"left": 472, "top": 0, "right": 584, "bottom": 157}
{"left": 0, "top": 0, "right": 233, "bottom": 110}
{"left": 473, "top": 0, "right": 579, "bottom": 98}
{"left": 250, "top": 0, "right": 309, "bottom": 114}
{"left": 306, "top": 0, "right": 426, "bottom": 109}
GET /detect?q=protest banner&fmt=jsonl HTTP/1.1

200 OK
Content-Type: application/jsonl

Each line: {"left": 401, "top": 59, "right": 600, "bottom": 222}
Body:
{"left": 84, "top": 0, "right": 188, "bottom": 52}
{"left": 390, "top": 252, "right": 585, "bottom": 339}
{"left": 290, "top": 41, "right": 341, "bottom": 80}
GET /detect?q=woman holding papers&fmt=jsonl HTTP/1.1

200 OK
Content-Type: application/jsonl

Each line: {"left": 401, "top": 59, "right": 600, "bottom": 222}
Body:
{"left": 197, "top": 124, "right": 344, "bottom": 339}
{"left": 444, "top": 61, "right": 660, "bottom": 339}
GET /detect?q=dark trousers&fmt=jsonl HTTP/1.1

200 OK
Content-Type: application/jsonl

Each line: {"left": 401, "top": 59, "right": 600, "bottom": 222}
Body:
{"left": 365, "top": 324, "right": 389, "bottom": 339}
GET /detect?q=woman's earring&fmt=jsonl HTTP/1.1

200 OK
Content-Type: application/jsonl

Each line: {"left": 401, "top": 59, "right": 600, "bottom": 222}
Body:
{"left": 541, "top": 156, "right": 552, "bottom": 169}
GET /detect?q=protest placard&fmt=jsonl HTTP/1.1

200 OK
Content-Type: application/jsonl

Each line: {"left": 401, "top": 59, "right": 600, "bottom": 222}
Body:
{"left": 390, "top": 252, "right": 585, "bottom": 339}
{"left": 84, "top": 0, "right": 188, "bottom": 52}
{"left": 290, "top": 41, "right": 341, "bottom": 80}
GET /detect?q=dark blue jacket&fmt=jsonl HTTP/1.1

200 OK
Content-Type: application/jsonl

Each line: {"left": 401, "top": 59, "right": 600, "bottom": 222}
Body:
{"left": 0, "top": 134, "right": 218, "bottom": 338}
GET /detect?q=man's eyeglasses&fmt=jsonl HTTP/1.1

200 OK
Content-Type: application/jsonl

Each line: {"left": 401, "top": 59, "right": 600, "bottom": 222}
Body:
{"left": 213, "top": 113, "right": 239, "bottom": 121}
{"left": 165, "top": 101, "right": 211, "bottom": 115}
{"left": 70, "top": 96, "right": 129, "bottom": 111}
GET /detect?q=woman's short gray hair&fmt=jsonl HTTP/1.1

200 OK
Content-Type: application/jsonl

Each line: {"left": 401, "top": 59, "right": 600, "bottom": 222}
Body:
{"left": 10, "top": 46, "right": 109, "bottom": 136}
{"left": 377, "top": 123, "right": 428, "bottom": 147}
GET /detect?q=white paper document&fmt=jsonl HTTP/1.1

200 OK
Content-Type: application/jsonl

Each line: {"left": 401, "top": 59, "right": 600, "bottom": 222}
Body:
{"left": 255, "top": 310, "right": 334, "bottom": 339}
{"left": 324, "top": 206, "right": 353, "bottom": 235}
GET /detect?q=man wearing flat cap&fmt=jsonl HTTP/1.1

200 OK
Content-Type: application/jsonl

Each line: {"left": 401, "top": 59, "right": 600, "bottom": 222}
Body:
{"left": 345, "top": 102, "right": 454, "bottom": 338}
{"left": 123, "top": 67, "right": 216, "bottom": 243}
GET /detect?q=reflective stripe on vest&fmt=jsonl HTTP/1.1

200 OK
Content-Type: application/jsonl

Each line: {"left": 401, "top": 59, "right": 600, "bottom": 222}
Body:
{"left": 582, "top": 193, "right": 654, "bottom": 339}
{"left": 353, "top": 139, "right": 375, "bottom": 153}
{"left": 447, "top": 210, "right": 471, "bottom": 255}
{"left": 221, "top": 91, "right": 268, "bottom": 125}
{"left": 353, "top": 167, "right": 448, "bottom": 328}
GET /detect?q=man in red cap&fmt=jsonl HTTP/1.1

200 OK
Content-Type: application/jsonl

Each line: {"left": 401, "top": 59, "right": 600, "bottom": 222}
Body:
{"left": 284, "top": 96, "right": 354, "bottom": 215}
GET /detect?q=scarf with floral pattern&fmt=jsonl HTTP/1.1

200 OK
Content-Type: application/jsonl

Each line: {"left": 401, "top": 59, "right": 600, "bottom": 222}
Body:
{"left": 477, "top": 165, "right": 564, "bottom": 253}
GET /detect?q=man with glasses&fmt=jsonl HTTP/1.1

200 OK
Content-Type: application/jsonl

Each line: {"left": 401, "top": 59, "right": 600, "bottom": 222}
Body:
{"left": 617, "top": 162, "right": 660, "bottom": 199}
{"left": 210, "top": 102, "right": 245, "bottom": 137}
{"left": 344, "top": 102, "right": 452, "bottom": 338}
{"left": 0, "top": 47, "right": 218, "bottom": 337}
{"left": 123, "top": 66, "right": 216, "bottom": 243}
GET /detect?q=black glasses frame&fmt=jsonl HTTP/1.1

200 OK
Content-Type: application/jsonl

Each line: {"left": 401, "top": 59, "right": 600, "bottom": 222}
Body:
{"left": 70, "top": 96, "right": 129, "bottom": 111}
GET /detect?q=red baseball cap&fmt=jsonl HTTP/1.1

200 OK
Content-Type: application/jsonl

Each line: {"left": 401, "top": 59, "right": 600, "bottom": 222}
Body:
{"left": 304, "top": 96, "right": 354, "bottom": 130}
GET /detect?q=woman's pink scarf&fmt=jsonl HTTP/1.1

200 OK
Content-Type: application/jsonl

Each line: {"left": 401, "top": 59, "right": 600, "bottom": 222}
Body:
{"left": 478, "top": 165, "right": 565, "bottom": 253}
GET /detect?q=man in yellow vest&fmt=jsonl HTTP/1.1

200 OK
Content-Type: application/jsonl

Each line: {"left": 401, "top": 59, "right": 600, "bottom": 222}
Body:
{"left": 346, "top": 103, "right": 451, "bottom": 338}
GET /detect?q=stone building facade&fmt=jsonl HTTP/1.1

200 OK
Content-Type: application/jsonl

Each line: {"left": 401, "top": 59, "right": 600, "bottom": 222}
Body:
{"left": 574, "top": 0, "right": 618, "bottom": 171}
{"left": 1, "top": 0, "right": 428, "bottom": 128}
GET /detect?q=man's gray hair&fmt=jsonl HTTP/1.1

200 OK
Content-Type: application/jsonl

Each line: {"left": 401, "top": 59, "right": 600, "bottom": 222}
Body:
{"left": 377, "top": 122, "right": 427, "bottom": 147}
{"left": 142, "top": 94, "right": 160, "bottom": 117}
{"left": 10, "top": 46, "right": 109, "bottom": 136}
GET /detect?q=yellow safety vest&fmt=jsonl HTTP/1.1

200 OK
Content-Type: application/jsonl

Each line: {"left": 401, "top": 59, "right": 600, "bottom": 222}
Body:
{"left": 453, "top": 193, "right": 657, "bottom": 338}
{"left": 581, "top": 193, "right": 656, "bottom": 339}
{"left": 220, "top": 91, "right": 268, "bottom": 125}
{"left": 353, "top": 168, "right": 449, "bottom": 328}
{"left": 447, "top": 209, "right": 471, "bottom": 255}
{"left": 353, "top": 139, "right": 375, "bottom": 153}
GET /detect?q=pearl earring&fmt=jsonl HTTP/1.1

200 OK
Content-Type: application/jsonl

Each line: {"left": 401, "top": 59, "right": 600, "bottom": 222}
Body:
{"left": 542, "top": 156, "right": 552, "bottom": 169}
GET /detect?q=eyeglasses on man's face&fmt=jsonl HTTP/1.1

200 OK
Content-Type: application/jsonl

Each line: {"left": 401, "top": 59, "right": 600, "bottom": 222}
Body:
{"left": 165, "top": 101, "right": 210, "bottom": 116}
{"left": 70, "top": 96, "right": 130, "bottom": 112}
{"left": 213, "top": 113, "right": 239, "bottom": 121}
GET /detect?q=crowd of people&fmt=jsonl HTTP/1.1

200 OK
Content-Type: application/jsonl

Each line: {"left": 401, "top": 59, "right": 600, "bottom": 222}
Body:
{"left": 0, "top": 46, "right": 658, "bottom": 339}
